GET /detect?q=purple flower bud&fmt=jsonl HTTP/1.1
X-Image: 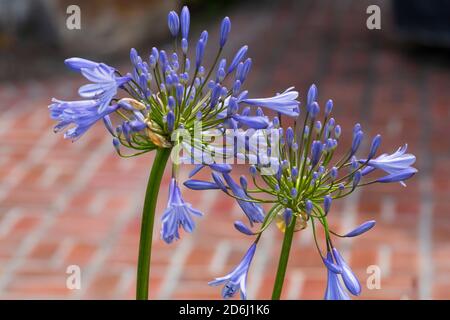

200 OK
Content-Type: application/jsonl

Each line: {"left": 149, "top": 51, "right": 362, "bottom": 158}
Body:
{"left": 234, "top": 220, "right": 254, "bottom": 235}
{"left": 351, "top": 156, "right": 358, "bottom": 169}
{"left": 168, "top": 11, "right": 180, "bottom": 37}
{"left": 334, "top": 125, "right": 341, "bottom": 138}
{"left": 212, "top": 172, "right": 227, "bottom": 192}
{"left": 130, "top": 48, "right": 139, "bottom": 66}
{"left": 344, "top": 220, "right": 376, "bottom": 237}
{"left": 200, "top": 30, "right": 208, "bottom": 42}
{"left": 217, "top": 68, "right": 226, "bottom": 82}
{"left": 236, "top": 62, "right": 244, "bottom": 81}
{"left": 353, "top": 170, "right": 362, "bottom": 188}
{"left": 290, "top": 188, "right": 297, "bottom": 197}
{"left": 249, "top": 165, "right": 257, "bottom": 176}
{"left": 311, "top": 172, "right": 319, "bottom": 184}
{"left": 315, "top": 121, "right": 322, "bottom": 133}
{"left": 180, "top": 6, "right": 190, "bottom": 40}
{"left": 353, "top": 123, "right": 361, "bottom": 136}
{"left": 307, "top": 84, "right": 318, "bottom": 107}
{"left": 304, "top": 125, "right": 310, "bottom": 137}
{"left": 332, "top": 248, "right": 361, "bottom": 295}
{"left": 311, "top": 140, "right": 323, "bottom": 167}
{"left": 325, "top": 99, "right": 333, "bottom": 116}
{"left": 351, "top": 130, "right": 363, "bottom": 155}
{"left": 184, "top": 179, "right": 220, "bottom": 190}
{"left": 167, "top": 97, "right": 175, "bottom": 111}
{"left": 228, "top": 45, "right": 248, "bottom": 73}
{"left": 330, "top": 167, "right": 338, "bottom": 181}
{"left": 228, "top": 97, "right": 239, "bottom": 115}
{"left": 286, "top": 127, "right": 294, "bottom": 147}
{"left": 232, "top": 80, "right": 241, "bottom": 96}
{"left": 309, "top": 102, "right": 320, "bottom": 119}
{"left": 149, "top": 55, "right": 156, "bottom": 68}
{"left": 112, "top": 137, "right": 120, "bottom": 152}
{"left": 219, "top": 58, "right": 227, "bottom": 70}
{"left": 368, "top": 134, "right": 381, "bottom": 159}
{"left": 198, "top": 66, "right": 205, "bottom": 77}
{"left": 283, "top": 208, "right": 293, "bottom": 226}
{"left": 103, "top": 115, "right": 115, "bottom": 136}
{"left": 240, "top": 176, "right": 248, "bottom": 191}
{"left": 176, "top": 84, "right": 184, "bottom": 105}
{"left": 167, "top": 111, "right": 175, "bottom": 132}
{"left": 324, "top": 195, "right": 332, "bottom": 214}
{"left": 220, "top": 86, "right": 228, "bottom": 97}
{"left": 255, "top": 107, "right": 264, "bottom": 117}
{"left": 122, "top": 122, "right": 132, "bottom": 144}
{"left": 305, "top": 200, "right": 313, "bottom": 215}
{"left": 272, "top": 117, "right": 280, "bottom": 128}
{"left": 319, "top": 165, "right": 325, "bottom": 175}
{"left": 292, "top": 143, "right": 298, "bottom": 151}
{"left": 210, "top": 84, "right": 221, "bottom": 108}
{"left": 220, "top": 17, "right": 231, "bottom": 48}
{"left": 291, "top": 167, "right": 298, "bottom": 178}
{"left": 274, "top": 184, "right": 280, "bottom": 192}
{"left": 159, "top": 50, "right": 168, "bottom": 67}
{"left": 325, "top": 138, "right": 334, "bottom": 151}
{"left": 181, "top": 38, "right": 188, "bottom": 54}
{"left": 151, "top": 47, "right": 159, "bottom": 61}
{"left": 196, "top": 39, "right": 206, "bottom": 68}
{"left": 129, "top": 119, "right": 146, "bottom": 131}
{"left": 209, "top": 163, "right": 232, "bottom": 173}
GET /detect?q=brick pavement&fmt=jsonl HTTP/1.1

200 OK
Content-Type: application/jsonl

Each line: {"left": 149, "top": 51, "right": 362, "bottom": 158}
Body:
{"left": 0, "top": 0, "right": 449, "bottom": 299}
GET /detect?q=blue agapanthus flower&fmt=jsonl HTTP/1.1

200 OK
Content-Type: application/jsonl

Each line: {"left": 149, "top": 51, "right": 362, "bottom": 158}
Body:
{"left": 359, "top": 144, "right": 417, "bottom": 186}
{"left": 49, "top": 98, "right": 118, "bottom": 140}
{"left": 161, "top": 178, "right": 203, "bottom": 244}
{"left": 65, "top": 58, "right": 130, "bottom": 113}
{"left": 323, "top": 252, "right": 350, "bottom": 300}
{"left": 208, "top": 242, "right": 257, "bottom": 299}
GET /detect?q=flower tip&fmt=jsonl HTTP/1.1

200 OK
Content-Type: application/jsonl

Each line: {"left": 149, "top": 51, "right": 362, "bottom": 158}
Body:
{"left": 344, "top": 220, "right": 376, "bottom": 237}
{"left": 220, "top": 16, "right": 231, "bottom": 48}
{"left": 233, "top": 220, "right": 254, "bottom": 235}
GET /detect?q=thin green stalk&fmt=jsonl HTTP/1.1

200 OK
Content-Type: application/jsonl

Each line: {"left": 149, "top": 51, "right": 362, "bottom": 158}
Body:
{"left": 271, "top": 215, "right": 297, "bottom": 300}
{"left": 136, "top": 147, "right": 171, "bottom": 300}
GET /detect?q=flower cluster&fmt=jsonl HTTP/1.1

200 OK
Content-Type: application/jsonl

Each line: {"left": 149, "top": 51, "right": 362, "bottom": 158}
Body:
{"left": 49, "top": 6, "right": 299, "bottom": 245}
{"left": 185, "top": 84, "right": 417, "bottom": 299}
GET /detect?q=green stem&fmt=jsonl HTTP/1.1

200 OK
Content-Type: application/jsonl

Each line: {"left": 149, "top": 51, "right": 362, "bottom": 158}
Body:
{"left": 271, "top": 215, "right": 297, "bottom": 300}
{"left": 136, "top": 147, "right": 171, "bottom": 300}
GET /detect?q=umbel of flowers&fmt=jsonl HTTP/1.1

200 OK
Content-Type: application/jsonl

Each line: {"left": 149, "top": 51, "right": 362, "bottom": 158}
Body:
{"left": 48, "top": 6, "right": 300, "bottom": 300}
{"left": 185, "top": 84, "right": 417, "bottom": 300}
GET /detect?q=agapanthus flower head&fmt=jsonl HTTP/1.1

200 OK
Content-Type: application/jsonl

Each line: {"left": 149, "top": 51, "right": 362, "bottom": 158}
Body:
{"left": 208, "top": 242, "right": 257, "bottom": 299}
{"left": 185, "top": 83, "right": 417, "bottom": 300}
{"left": 50, "top": 6, "right": 299, "bottom": 159}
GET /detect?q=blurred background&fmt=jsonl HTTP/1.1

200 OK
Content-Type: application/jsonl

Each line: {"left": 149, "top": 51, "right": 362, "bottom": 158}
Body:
{"left": 0, "top": 0, "right": 449, "bottom": 299}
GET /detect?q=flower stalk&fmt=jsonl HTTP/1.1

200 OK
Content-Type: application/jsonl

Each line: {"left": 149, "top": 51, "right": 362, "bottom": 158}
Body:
{"left": 136, "top": 147, "right": 171, "bottom": 300}
{"left": 272, "top": 215, "right": 297, "bottom": 300}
